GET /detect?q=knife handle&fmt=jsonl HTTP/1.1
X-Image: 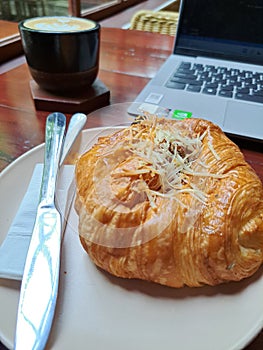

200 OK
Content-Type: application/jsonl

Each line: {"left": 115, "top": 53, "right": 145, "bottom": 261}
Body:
{"left": 40, "top": 113, "right": 66, "bottom": 205}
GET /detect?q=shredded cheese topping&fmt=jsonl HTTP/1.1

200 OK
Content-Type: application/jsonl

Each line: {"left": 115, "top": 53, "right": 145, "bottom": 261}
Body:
{"left": 101, "top": 115, "right": 224, "bottom": 208}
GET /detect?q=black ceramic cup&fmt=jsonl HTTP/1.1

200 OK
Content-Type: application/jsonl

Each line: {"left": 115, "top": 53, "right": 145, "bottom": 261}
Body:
{"left": 18, "top": 16, "right": 100, "bottom": 94}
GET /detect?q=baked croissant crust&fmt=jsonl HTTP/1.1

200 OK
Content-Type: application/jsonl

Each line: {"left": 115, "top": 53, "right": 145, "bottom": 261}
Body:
{"left": 75, "top": 117, "right": 263, "bottom": 288}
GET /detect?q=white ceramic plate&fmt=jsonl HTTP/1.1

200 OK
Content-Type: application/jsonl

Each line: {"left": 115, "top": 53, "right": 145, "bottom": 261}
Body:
{"left": 0, "top": 127, "right": 263, "bottom": 350}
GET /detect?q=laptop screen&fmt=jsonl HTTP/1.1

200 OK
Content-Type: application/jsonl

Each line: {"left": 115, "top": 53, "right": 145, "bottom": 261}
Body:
{"left": 174, "top": 0, "right": 263, "bottom": 65}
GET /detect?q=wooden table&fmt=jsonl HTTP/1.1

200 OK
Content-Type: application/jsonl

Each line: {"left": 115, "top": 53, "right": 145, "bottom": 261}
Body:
{"left": 0, "top": 27, "right": 262, "bottom": 350}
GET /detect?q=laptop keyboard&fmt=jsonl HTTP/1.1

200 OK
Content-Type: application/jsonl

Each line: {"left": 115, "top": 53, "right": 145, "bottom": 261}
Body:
{"left": 166, "top": 61, "right": 263, "bottom": 104}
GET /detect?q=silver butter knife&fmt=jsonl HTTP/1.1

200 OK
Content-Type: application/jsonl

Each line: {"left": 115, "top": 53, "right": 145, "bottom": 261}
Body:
{"left": 14, "top": 112, "right": 66, "bottom": 350}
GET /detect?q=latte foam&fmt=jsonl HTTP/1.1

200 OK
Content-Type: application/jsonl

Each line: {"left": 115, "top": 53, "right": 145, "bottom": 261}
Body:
{"left": 24, "top": 16, "right": 96, "bottom": 32}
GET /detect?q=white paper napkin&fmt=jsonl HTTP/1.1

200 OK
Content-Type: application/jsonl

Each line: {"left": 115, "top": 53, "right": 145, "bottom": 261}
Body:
{"left": 0, "top": 163, "right": 75, "bottom": 281}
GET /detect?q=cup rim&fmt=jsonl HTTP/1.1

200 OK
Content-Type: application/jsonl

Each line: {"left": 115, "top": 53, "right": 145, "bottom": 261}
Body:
{"left": 19, "top": 16, "right": 100, "bottom": 34}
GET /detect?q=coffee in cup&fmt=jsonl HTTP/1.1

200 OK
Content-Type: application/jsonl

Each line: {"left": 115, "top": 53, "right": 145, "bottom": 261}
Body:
{"left": 19, "top": 16, "right": 100, "bottom": 94}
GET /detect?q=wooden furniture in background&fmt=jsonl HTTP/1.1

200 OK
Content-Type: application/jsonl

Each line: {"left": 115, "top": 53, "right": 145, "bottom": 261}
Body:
{"left": 129, "top": 10, "right": 179, "bottom": 35}
{"left": 0, "top": 20, "right": 22, "bottom": 63}
{"left": 69, "top": 0, "right": 145, "bottom": 20}
{"left": 68, "top": 0, "right": 80, "bottom": 16}
{"left": 69, "top": 0, "right": 180, "bottom": 22}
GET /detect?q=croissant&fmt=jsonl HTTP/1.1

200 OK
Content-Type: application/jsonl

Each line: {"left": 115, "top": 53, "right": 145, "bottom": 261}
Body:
{"left": 75, "top": 117, "right": 263, "bottom": 288}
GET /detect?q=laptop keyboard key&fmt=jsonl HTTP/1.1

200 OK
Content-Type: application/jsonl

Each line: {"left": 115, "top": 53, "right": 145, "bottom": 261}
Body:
{"left": 235, "top": 93, "right": 263, "bottom": 103}
{"left": 233, "top": 81, "right": 243, "bottom": 87}
{"left": 204, "top": 82, "right": 219, "bottom": 89}
{"left": 202, "top": 87, "right": 217, "bottom": 95}
{"left": 212, "top": 73, "right": 223, "bottom": 79}
{"left": 201, "top": 76, "right": 212, "bottom": 83}
{"left": 250, "top": 84, "right": 259, "bottom": 90}
{"left": 229, "top": 77, "right": 238, "bottom": 84}
{"left": 252, "top": 90, "right": 263, "bottom": 97}
{"left": 171, "top": 77, "right": 202, "bottom": 85}
{"left": 187, "top": 85, "right": 201, "bottom": 92}
{"left": 173, "top": 73, "right": 196, "bottom": 80}
{"left": 244, "top": 77, "right": 253, "bottom": 84}
{"left": 179, "top": 62, "right": 191, "bottom": 69}
{"left": 177, "top": 68, "right": 194, "bottom": 75}
{"left": 236, "top": 87, "right": 250, "bottom": 94}
{"left": 221, "top": 84, "right": 234, "bottom": 91}
{"left": 205, "top": 65, "right": 216, "bottom": 71}
{"left": 166, "top": 81, "right": 186, "bottom": 90}
{"left": 219, "top": 90, "right": 233, "bottom": 98}
{"left": 215, "top": 78, "right": 227, "bottom": 84}
{"left": 187, "top": 79, "right": 203, "bottom": 86}
{"left": 243, "top": 71, "right": 253, "bottom": 78}
{"left": 218, "top": 67, "right": 230, "bottom": 74}
{"left": 193, "top": 63, "right": 203, "bottom": 69}
{"left": 230, "top": 68, "right": 240, "bottom": 75}
{"left": 199, "top": 71, "right": 209, "bottom": 78}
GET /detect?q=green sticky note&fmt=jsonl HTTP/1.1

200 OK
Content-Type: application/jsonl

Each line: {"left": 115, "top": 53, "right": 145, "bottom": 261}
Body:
{"left": 172, "top": 110, "right": 192, "bottom": 120}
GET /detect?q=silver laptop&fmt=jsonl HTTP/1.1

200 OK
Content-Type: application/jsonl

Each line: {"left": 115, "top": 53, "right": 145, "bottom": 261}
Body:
{"left": 128, "top": 0, "right": 263, "bottom": 141}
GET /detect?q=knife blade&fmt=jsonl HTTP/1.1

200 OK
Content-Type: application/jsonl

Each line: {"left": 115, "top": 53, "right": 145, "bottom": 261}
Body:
{"left": 59, "top": 112, "right": 87, "bottom": 166}
{"left": 14, "top": 112, "right": 66, "bottom": 350}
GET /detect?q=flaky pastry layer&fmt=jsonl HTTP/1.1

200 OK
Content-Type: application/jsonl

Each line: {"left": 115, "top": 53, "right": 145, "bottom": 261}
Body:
{"left": 75, "top": 118, "right": 263, "bottom": 287}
